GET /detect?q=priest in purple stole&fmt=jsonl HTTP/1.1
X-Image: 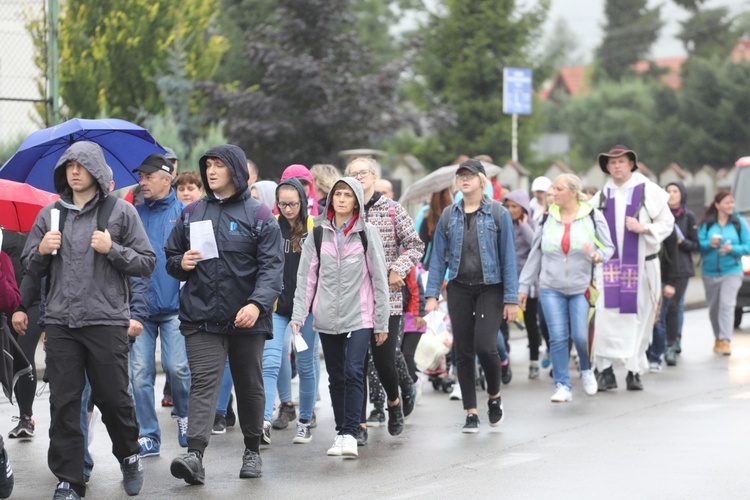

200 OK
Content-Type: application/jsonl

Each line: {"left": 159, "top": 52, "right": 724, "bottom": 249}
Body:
{"left": 592, "top": 146, "right": 674, "bottom": 391}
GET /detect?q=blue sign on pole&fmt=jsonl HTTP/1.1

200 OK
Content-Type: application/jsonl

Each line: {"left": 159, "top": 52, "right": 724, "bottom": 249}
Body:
{"left": 503, "top": 67, "right": 533, "bottom": 115}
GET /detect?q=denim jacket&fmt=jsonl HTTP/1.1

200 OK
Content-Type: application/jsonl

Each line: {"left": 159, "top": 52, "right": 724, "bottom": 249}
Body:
{"left": 425, "top": 199, "right": 518, "bottom": 304}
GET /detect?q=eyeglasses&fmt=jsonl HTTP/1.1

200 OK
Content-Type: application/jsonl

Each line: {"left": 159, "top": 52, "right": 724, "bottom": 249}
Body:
{"left": 348, "top": 169, "right": 374, "bottom": 179}
{"left": 278, "top": 201, "right": 301, "bottom": 210}
{"left": 456, "top": 172, "right": 478, "bottom": 180}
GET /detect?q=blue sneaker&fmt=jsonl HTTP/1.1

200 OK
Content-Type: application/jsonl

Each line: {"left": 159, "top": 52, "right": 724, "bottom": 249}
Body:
{"left": 138, "top": 436, "right": 160, "bottom": 457}
{"left": 175, "top": 416, "right": 188, "bottom": 448}
{"left": 541, "top": 352, "right": 551, "bottom": 369}
{"left": 0, "top": 448, "right": 13, "bottom": 499}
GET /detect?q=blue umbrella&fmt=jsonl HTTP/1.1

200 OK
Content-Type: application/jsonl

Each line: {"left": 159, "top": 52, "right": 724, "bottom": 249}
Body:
{"left": 0, "top": 118, "right": 166, "bottom": 193}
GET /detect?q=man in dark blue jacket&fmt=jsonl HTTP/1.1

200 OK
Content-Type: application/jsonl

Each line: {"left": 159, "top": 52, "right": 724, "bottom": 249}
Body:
{"left": 165, "top": 144, "right": 283, "bottom": 484}
{"left": 130, "top": 153, "right": 191, "bottom": 458}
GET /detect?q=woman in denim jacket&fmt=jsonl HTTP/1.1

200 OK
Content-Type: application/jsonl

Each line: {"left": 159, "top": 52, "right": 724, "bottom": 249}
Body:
{"left": 424, "top": 159, "right": 518, "bottom": 434}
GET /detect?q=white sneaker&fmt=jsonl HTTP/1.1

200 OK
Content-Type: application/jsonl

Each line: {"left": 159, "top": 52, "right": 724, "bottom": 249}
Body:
{"left": 449, "top": 384, "right": 462, "bottom": 401}
{"left": 327, "top": 435, "right": 343, "bottom": 456}
{"left": 414, "top": 375, "right": 423, "bottom": 403}
{"left": 550, "top": 384, "right": 572, "bottom": 403}
{"left": 340, "top": 435, "right": 358, "bottom": 457}
{"left": 649, "top": 361, "right": 662, "bottom": 373}
{"left": 581, "top": 369, "right": 598, "bottom": 396}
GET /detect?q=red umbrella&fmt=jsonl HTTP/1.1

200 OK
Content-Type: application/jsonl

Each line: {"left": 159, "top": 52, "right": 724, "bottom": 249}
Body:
{"left": 0, "top": 179, "right": 59, "bottom": 232}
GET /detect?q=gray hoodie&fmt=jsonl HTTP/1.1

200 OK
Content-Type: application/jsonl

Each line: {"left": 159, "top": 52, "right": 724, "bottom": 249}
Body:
{"left": 291, "top": 178, "right": 389, "bottom": 334}
{"left": 22, "top": 141, "right": 156, "bottom": 328}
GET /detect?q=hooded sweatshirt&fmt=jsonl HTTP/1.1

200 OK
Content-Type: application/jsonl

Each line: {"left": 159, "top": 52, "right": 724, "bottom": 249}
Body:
{"left": 504, "top": 189, "right": 536, "bottom": 276}
{"left": 664, "top": 182, "right": 699, "bottom": 278}
{"left": 22, "top": 141, "right": 156, "bottom": 328}
{"left": 165, "top": 144, "right": 284, "bottom": 335}
{"left": 277, "top": 164, "right": 319, "bottom": 216}
{"left": 291, "top": 178, "right": 389, "bottom": 334}
{"left": 251, "top": 180, "right": 278, "bottom": 211}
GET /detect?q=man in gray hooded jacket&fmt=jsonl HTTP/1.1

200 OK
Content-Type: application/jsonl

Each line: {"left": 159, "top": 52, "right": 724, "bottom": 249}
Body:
{"left": 23, "top": 141, "right": 156, "bottom": 500}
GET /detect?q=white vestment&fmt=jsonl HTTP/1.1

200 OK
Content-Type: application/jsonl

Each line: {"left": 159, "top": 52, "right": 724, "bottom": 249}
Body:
{"left": 593, "top": 172, "right": 674, "bottom": 374}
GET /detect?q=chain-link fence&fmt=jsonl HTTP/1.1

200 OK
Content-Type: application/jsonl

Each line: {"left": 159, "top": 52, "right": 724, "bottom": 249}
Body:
{"left": 0, "top": 0, "right": 46, "bottom": 147}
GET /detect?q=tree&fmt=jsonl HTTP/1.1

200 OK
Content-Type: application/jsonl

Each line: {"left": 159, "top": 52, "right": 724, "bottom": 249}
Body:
{"left": 203, "top": 0, "right": 410, "bottom": 178}
{"left": 542, "top": 17, "right": 584, "bottom": 68}
{"left": 405, "top": 0, "right": 550, "bottom": 169}
{"left": 595, "top": 0, "right": 663, "bottom": 81}
{"left": 35, "top": 0, "right": 228, "bottom": 121}
{"left": 674, "top": 1, "right": 736, "bottom": 59}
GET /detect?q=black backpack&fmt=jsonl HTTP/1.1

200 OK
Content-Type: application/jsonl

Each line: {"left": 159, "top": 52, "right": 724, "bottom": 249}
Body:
{"left": 54, "top": 195, "right": 118, "bottom": 233}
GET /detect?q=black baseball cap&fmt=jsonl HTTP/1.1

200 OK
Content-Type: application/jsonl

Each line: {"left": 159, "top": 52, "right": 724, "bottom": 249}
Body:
{"left": 456, "top": 158, "right": 486, "bottom": 176}
{"left": 133, "top": 153, "right": 174, "bottom": 175}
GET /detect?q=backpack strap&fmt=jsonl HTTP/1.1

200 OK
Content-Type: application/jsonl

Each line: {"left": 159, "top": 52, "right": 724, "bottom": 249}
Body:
{"left": 182, "top": 200, "right": 203, "bottom": 227}
{"left": 96, "top": 195, "right": 118, "bottom": 232}
{"left": 54, "top": 201, "right": 68, "bottom": 233}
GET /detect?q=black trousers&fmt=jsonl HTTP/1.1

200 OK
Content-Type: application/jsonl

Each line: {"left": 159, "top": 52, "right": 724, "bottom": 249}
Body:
{"left": 10, "top": 304, "right": 42, "bottom": 416}
{"left": 666, "top": 277, "right": 690, "bottom": 345}
{"left": 183, "top": 329, "right": 265, "bottom": 454}
{"left": 401, "top": 332, "right": 421, "bottom": 382}
{"left": 361, "top": 315, "right": 403, "bottom": 420}
{"left": 45, "top": 324, "right": 140, "bottom": 497}
{"left": 447, "top": 281, "right": 504, "bottom": 411}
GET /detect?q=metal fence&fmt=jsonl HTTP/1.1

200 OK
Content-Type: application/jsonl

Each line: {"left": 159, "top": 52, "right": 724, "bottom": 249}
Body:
{"left": 0, "top": 0, "right": 46, "bottom": 144}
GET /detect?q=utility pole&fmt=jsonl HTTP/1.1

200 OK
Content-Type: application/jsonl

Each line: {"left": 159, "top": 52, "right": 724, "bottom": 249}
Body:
{"left": 47, "top": 0, "right": 60, "bottom": 126}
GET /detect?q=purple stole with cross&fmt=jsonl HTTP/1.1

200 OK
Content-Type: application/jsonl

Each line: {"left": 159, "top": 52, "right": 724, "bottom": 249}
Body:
{"left": 602, "top": 183, "right": 644, "bottom": 314}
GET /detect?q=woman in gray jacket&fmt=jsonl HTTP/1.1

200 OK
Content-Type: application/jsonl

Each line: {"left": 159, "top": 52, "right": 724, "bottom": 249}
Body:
{"left": 291, "top": 178, "right": 389, "bottom": 459}
{"left": 518, "top": 174, "right": 615, "bottom": 403}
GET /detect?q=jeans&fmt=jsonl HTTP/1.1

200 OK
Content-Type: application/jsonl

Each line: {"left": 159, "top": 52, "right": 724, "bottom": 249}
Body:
{"left": 264, "top": 314, "right": 294, "bottom": 421}
{"left": 81, "top": 376, "right": 93, "bottom": 478}
{"left": 648, "top": 288, "right": 669, "bottom": 364}
{"left": 496, "top": 330, "right": 508, "bottom": 362}
{"left": 215, "top": 358, "right": 232, "bottom": 416}
{"left": 319, "top": 329, "right": 371, "bottom": 437}
{"left": 129, "top": 313, "right": 190, "bottom": 445}
{"left": 540, "top": 288, "right": 590, "bottom": 389}
{"left": 295, "top": 316, "right": 320, "bottom": 421}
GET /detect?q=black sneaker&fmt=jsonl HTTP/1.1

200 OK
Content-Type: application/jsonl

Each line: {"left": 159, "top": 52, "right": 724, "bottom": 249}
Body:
{"left": 596, "top": 367, "right": 617, "bottom": 392}
{"left": 501, "top": 362, "right": 513, "bottom": 384}
{"left": 292, "top": 422, "right": 312, "bottom": 444}
{"left": 262, "top": 421, "right": 272, "bottom": 445}
{"left": 171, "top": 451, "right": 205, "bottom": 485}
{"left": 626, "top": 371, "right": 643, "bottom": 391}
{"left": 8, "top": 414, "right": 34, "bottom": 439}
{"left": 402, "top": 386, "right": 416, "bottom": 417}
{"left": 366, "top": 406, "right": 385, "bottom": 427}
{"left": 462, "top": 413, "right": 480, "bottom": 434}
{"left": 212, "top": 413, "right": 227, "bottom": 435}
{"left": 0, "top": 448, "right": 13, "bottom": 499}
{"left": 487, "top": 396, "right": 504, "bottom": 426}
{"left": 239, "top": 449, "right": 262, "bottom": 478}
{"left": 120, "top": 454, "right": 144, "bottom": 496}
{"left": 225, "top": 394, "right": 236, "bottom": 428}
{"left": 308, "top": 411, "right": 317, "bottom": 429}
{"left": 356, "top": 426, "right": 368, "bottom": 446}
{"left": 387, "top": 402, "right": 404, "bottom": 436}
{"left": 271, "top": 403, "right": 296, "bottom": 430}
{"left": 53, "top": 483, "right": 79, "bottom": 500}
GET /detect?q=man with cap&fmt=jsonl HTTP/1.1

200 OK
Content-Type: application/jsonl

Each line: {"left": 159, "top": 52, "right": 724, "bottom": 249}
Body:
{"left": 130, "top": 153, "right": 191, "bottom": 457}
{"left": 593, "top": 146, "right": 673, "bottom": 391}
{"left": 164, "top": 147, "right": 179, "bottom": 171}
{"left": 529, "top": 176, "right": 552, "bottom": 219}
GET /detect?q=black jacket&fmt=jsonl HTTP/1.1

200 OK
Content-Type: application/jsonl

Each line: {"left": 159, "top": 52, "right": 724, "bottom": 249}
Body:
{"left": 665, "top": 182, "right": 699, "bottom": 279}
{"left": 275, "top": 178, "right": 309, "bottom": 318}
{"left": 165, "top": 144, "right": 283, "bottom": 336}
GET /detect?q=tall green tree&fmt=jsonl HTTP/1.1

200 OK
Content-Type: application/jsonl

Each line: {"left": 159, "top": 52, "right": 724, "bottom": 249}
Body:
{"left": 38, "top": 0, "right": 228, "bottom": 121}
{"left": 404, "top": 0, "right": 549, "bottom": 169}
{"left": 595, "top": 0, "right": 663, "bottom": 81}
{"left": 674, "top": 0, "right": 736, "bottom": 59}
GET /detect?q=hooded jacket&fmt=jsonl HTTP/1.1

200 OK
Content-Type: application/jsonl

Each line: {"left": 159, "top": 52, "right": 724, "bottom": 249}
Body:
{"left": 277, "top": 165, "right": 319, "bottom": 216}
{"left": 504, "top": 189, "right": 536, "bottom": 277}
{"left": 698, "top": 210, "right": 750, "bottom": 277}
{"left": 291, "top": 178, "right": 389, "bottom": 335}
{"left": 251, "top": 180, "right": 278, "bottom": 211}
{"left": 22, "top": 141, "right": 156, "bottom": 328}
{"left": 164, "top": 144, "right": 284, "bottom": 335}
{"left": 275, "top": 178, "right": 313, "bottom": 317}
{"left": 664, "top": 182, "right": 698, "bottom": 278}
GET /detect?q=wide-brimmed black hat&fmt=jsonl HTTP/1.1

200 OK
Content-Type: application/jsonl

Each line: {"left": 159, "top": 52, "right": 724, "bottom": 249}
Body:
{"left": 598, "top": 145, "right": 638, "bottom": 173}
{"left": 456, "top": 158, "right": 486, "bottom": 177}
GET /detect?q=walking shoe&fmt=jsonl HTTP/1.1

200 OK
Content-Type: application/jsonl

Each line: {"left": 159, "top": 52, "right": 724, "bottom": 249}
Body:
{"left": 341, "top": 435, "right": 358, "bottom": 457}
{"left": 676, "top": 338, "right": 682, "bottom": 354}
{"left": 415, "top": 375, "right": 423, "bottom": 402}
{"left": 626, "top": 371, "right": 643, "bottom": 391}
{"left": 541, "top": 351, "right": 552, "bottom": 369}
{"left": 175, "top": 416, "right": 188, "bottom": 447}
{"left": 262, "top": 421, "right": 272, "bottom": 445}
{"left": 366, "top": 406, "right": 385, "bottom": 427}
{"left": 53, "top": 483, "right": 79, "bottom": 500}
{"left": 386, "top": 402, "right": 404, "bottom": 436}
{"left": 170, "top": 451, "right": 205, "bottom": 485}
{"left": 581, "top": 369, "right": 598, "bottom": 396}
{"left": 356, "top": 426, "right": 368, "bottom": 446}
{"left": 718, "top": 340, "right": 732, "bottom": 356}
{"left": 212, "top": 413, "right": 227, "bottom": 435}
{"left": 239, "top": 449, "right": 262, "bottom": 478}
{"left": 501, "top": 361, "right": 513, "bottom": 384}
{"left": 161, "top": 395, "right": 173, "bottom": 407}
{"left": 8, "top": 414, "right": 34, "bottom": 439}
{"left": 551, "top": 383, "right": 573, "bottom": 402}
{"left": 292, "top": 422, "right": 312, "bottom": 444}
{"left": 462, "top": 413, "right": 479, "bottom": 434}
{"left": 138, "top": 436, "right": 160, "bottom": 457}
{"left": 308, "top": 411, "right": 317, "bottom": 429}
{"left": 0, "top": 448, "right": 13, "bottom": 499}
{"left": 402, "top": 386, "right": 416, "bottom": 417}
{"left": 528, "top": 362, "right": 540, "bottom": 379}
{"left": 596, "top": 367, "right": 617, "bottom": 392}
{"left": 225, "top": 394, "right": 236, "bottom": 427}
{"left": 487, "top": 396, "right": 504, "bottom": 426}
{"left": 648, "top": 361, "right": 662, "bottom": 373}
{"left": 271, "top": 403, "right": 297, "bottom": 430}
{"left": 327, "top": 435, "right": 343, "bottom": 456}
{"left": 713, "top": 338, "right": 721, "bottom": 352}
{"left": 120, "top": 454, "right": 144, "bottom": 496}
{"left": 449, "top": 384, "right": 462, "bottom": 401}
{"left": 665, "top": 345, "right": 678, "bottom": 366}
